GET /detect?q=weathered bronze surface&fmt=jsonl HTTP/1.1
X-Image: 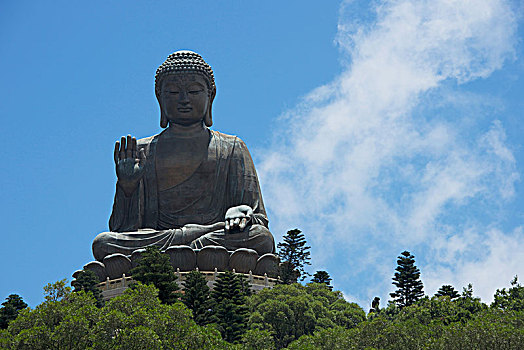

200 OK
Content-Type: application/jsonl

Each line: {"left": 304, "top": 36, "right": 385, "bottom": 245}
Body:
{"left": 90, "top": 51, "right": 276, "bottom": 276}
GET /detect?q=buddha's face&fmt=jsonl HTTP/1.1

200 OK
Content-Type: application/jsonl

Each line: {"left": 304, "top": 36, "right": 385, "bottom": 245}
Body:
{"left": 160, "top": 73, "right": 210, "bottom": 127}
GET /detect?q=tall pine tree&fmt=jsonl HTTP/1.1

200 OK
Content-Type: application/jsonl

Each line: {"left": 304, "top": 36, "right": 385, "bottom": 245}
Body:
{"left": 130, "top": 246, "right": 179, "bottom": 304}
{"left": 182, "top": 270, "right": 213, "bottom": 326}
{"left": 210, "top": 271, "right": 249, "bottom": 343}
{"left": 277, "top": 229, "right": 311, "bottom": 284}
{"left": 390, "top": 250, "right": 424, "bottom": 307}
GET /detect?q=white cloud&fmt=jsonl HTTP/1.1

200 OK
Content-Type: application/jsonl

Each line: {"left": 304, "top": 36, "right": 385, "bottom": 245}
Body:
{"left": 424, "top": 226, "right": 524, "bottom": 302}
{"left": 260, "top": 0, "right": 520, "bottom": 304}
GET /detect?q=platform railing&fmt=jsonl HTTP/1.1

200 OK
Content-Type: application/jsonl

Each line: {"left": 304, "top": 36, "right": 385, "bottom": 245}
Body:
{"left": 97, "top": 268, "right": 279, "bottom": 295}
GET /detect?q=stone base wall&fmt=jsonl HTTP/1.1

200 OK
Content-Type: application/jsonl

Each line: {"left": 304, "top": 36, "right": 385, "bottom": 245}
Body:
{"left": 97, "top": 269, "right": 278, "bottom": 301}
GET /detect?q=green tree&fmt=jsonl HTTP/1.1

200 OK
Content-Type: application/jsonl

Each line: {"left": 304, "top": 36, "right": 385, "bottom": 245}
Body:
{"left": 311, "top": 271, "right": 332, "bottom": 287}
{"left": 246, "top": 283, "right": 365, "bottom": 349}
{"left": 73, "top": 269, "right": 104, "bottom": 307}
{"left": 492, "top": 276, "right": 524, "bottom": 312}
{"left": 182, "top": 270, "right": 213, "bottom": 326}
{"left": 130, "top": 246, "right": 180, "bottom": 304}
{"left": 433, "top": 308, "right": 524, "bottom": 349}
{"left": 287, "top": 295, "right": 524, "bottom": 350}
{"left": 286, "top": 326, "right": 359, "bottom": 350}
{"left": 241, "top": 328, "right": 275, "bottom": 350}
{"left": 277, "top": 229, "right": 311, "bottom": 284}
{"left": 0, "top": 282, "right": 230, "bottom": 349}
{"left": 395, "top": 296, "right": 464, "bottom": 326}
{"left": 4, "top": 291, "right": 99, "bottom": 349}
{"left": 0, "top": 295, "right": 27, "bottom": 329}
{"left": 43, "top": 278, "right": 71, "bottom": 302}
{"left": 211, "top": 271, "right": 248, "bottom": 343}
{"left": 93, "top": 283, "right": 228, "bottom": 349}
{"left": 435, "top": 284, "right": 460, "bottom": 300}
{"left": 455, "top": 283, "right": 486, "bottom": 321}
{"left": 390, "top": 251, "right": 424, "bottom": 308}
{"left": 379, "top": 301, "right": 401, "bottom": 320}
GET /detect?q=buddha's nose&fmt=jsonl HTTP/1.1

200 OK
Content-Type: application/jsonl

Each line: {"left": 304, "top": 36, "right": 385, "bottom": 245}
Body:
{"left": 179, "top": 91, "right": 190, "bottom": 103}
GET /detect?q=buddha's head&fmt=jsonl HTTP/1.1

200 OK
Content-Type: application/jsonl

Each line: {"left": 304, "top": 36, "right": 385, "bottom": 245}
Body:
{"left": 155, "top": 51, "right": 216, "bottom": 128}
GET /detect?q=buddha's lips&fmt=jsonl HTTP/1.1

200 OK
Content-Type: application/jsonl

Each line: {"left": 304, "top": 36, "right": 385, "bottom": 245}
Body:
{"left": 178, "top": 107, "right": 192, "bottom": 112}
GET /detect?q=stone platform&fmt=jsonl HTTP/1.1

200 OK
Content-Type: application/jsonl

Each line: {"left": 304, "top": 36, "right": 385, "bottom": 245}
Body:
{"left": 95, "top": 269, "right": 279, "bottom": 301}
{"left": 76, "top": 245, "right": 279, "bottom": 284}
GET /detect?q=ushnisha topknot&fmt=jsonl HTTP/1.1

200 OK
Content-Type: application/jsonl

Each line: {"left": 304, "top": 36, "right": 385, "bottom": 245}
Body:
{"left": 155, "top": 50, "right": 216, "bottom": 98}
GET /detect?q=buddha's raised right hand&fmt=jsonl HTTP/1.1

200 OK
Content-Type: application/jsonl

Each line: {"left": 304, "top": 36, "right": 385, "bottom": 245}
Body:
{"left": 114, "top": 135, "right": 146, "bottom": 196}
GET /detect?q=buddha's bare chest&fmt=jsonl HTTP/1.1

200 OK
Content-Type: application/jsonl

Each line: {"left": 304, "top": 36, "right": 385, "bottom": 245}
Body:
{"left": 155, "top": 136, "right": 209, "bottom": 191}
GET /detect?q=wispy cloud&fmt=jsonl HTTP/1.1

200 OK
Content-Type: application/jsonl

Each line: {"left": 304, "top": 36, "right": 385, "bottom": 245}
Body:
{"left": 425, "top": 226, "right": 524, "bottom": 299}
{"left": 260, "top": 0, "right": 520, "bottom": 303}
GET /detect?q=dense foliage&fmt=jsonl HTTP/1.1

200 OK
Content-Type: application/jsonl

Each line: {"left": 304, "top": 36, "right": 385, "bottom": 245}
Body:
{"left": 246, "top": 283, "right": 366, "bottom": 348}
{"left": 0, "top": 284, "right": 229, "bottom": 350}
{"left": 2, "top": 278, "right": 524, "bottom": 349}
{"left": 2, "top": 232, "right": 524, "bottom": 349}
{"left": 286, "top": 296, "right": 524, "bottom": 349}
{"left": 285, "top": 278, "right": 524, "bottom": 349}
{"left": 492, "top": 276, "right": 524, "bottom": 312}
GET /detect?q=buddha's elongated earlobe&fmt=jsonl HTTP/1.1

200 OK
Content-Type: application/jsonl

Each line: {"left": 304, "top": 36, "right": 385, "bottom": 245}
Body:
{"left": 204, "top": 108, "right": 212, "bottom": 127}
{"left": 204, "top": 91, "right": 215, "bottom": 127}
{"left": 160, "top": 109, "right": 168, "bottom": 128}
{"left": 156, "top": 90, "right": 168, "bottom": 128}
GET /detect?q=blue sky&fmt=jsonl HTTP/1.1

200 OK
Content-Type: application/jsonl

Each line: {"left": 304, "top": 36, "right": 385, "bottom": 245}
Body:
{"left": 1, "top": 0, "right": 523, "bottom": 308}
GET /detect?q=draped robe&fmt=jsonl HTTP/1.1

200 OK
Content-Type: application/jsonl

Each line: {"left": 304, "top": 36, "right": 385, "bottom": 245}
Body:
{"left": 92, "top": 129, "right": 274, "bottom": 261}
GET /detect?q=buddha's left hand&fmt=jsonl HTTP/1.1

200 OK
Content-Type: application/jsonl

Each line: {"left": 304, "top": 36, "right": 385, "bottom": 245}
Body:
{"left": 225, "top": 205, "right": 253, "bottom": 232}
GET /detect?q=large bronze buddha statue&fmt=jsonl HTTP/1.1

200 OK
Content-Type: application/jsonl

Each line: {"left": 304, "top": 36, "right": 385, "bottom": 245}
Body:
{"left": 89, "top": 51, "right": 276, "bottom": 277}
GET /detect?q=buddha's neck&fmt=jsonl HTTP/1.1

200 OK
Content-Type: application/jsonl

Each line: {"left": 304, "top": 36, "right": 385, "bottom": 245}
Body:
{"left": 164, "top": 122, "right": 209, "bottom": 139}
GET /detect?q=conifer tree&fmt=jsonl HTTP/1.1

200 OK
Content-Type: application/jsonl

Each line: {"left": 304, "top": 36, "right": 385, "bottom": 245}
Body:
{"left": 237, "top": 272, "right": 253, "bottom": 298}
{"left": 211, "top": 271, "right": 248, "bottom": 343}
{"left": 130, "top": 246, "right": 179, "bottom": 304}
{"left": 462, "top": 283, "right": 474, "bottom": 298}
{"left": 369, "top": 296, "right": 381, "bottom": 314}
{"left": 0, "top": 294, "right": 27, "bottom": 329}
{"left": 435, "top": 284, "right": 460, "bottom": 300}
{"left": 277, "top": 229, "right": 311, "bottom": 284}
{"left": 390, "top": 250, "right": 424, "bottom": 307}
{"left": 73, "top": 269, "right": 105, "bottom": 307}
{"left": 182, "top": 270, "right": 213, "bottom": 326}
{"left": 311, "top": 270, "right": 332, "bottom": 287}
